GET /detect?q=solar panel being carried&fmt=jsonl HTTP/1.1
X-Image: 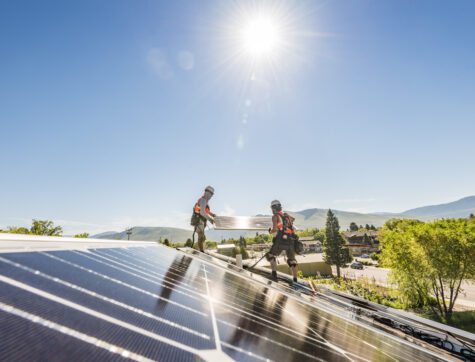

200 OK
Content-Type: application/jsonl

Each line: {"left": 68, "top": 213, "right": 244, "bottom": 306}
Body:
{"left": 0, "top": 236, "right": 456, "bottom": 361}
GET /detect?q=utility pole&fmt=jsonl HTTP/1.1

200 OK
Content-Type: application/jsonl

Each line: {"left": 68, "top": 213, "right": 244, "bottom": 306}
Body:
{"left": 126, "top": 228, "right": 133, "bottom": 241}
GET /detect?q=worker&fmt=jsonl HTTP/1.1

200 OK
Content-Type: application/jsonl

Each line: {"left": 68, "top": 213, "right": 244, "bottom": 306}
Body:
{"left": 190, "top": 186, "right": 216, "bottom": 252}
{"left": 266, "top": 200, "right": 299, "bottom": 282}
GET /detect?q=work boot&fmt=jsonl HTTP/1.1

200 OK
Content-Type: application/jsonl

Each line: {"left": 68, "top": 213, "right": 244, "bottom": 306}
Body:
{"left": 293, "top": 277, "right": 298, "bottom": 283}
{"left": 271, "top": 271, "right": 278, "bottom": 281}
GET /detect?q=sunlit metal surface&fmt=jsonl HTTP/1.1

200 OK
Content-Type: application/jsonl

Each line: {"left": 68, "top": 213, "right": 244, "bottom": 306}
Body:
{"left": 215, "top": 216, "right": 272, "bottom": 230}
{"left": 0, "top": 242, "right": 454, "bottom": 361}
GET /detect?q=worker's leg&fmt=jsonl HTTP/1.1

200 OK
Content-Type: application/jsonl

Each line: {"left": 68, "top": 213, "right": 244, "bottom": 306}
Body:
{"left": 266, "top": 241, "right": 281, "bottom": 280}
{"left": 196, "top": 222, "right": 206, "bottom": 252}
{"left": 286, "top": 245, "right": 298, "bottom": 282}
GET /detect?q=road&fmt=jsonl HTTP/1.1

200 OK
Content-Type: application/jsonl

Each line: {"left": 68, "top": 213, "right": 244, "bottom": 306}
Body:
{"left": 334, "top": 264, "right": 475, "bottom": 310}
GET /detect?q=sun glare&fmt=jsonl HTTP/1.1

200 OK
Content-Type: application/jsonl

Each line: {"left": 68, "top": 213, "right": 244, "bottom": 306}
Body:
{"left": 240, "top": 15, "right": 281, "bottom": 58}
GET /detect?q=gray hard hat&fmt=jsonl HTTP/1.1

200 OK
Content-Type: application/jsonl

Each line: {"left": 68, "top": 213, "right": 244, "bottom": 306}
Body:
{"left": 271, "top": 200, "right": 281, "bottom": 207}
{"left": 205, "top": 186, "right": 215, "bottom": 194}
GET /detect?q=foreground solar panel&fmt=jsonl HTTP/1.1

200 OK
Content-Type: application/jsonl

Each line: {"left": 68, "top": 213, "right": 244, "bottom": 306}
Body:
{"left": 0, "top": 240, "right": 455, "bottom": 361}
{"left": 214, "top": 216, "right": 272, "bottom": 230}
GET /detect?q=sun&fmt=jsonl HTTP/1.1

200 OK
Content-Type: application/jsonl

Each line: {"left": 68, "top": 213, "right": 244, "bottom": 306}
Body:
{"left": 240, "top": 15, "right": 282, "bottom": 59}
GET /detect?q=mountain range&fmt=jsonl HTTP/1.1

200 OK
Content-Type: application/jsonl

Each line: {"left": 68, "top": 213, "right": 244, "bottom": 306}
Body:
{"left": 93, "top": 196, "right": 475, "bottom": 243}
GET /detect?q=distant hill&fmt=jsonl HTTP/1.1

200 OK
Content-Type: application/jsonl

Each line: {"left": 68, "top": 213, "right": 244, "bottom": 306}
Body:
{"left": 287, "top": 208, "right": 405, "bottom": 230}
{"left": 93, "top": 226, "right": 192, "bottom": 243}
{"left": 92, "top": 196, "right": 475, "bottom": 242}
{"left": 402, "top": 196, "right": 475, "bottom": 218}
{"left": 92, "top": 231, "right": 118, "bottom": 239}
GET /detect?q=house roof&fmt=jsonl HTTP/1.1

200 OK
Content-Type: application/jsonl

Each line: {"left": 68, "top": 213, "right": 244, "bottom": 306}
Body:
{"left": 343, "top": 231, "right": 379, "bottom": 238}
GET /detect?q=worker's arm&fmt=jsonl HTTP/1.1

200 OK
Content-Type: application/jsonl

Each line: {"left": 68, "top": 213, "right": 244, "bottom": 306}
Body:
{"left": 199, "top": 198, "right": 214, "bottom": 223}
{"left": 269, "top": 214, "right": 280, "bottom": 234}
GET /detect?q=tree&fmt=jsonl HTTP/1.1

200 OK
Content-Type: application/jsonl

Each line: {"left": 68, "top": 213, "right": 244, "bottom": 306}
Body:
{"left": 232, "top": 246, "right": 249, "bottom": 260}
{"left": 362, "top": 233, "right": 372, "bottom": 245}
{"left": 185, "top": 238, "right": 193, "bottom": 247}
{"left": 380, "top": 218, "right": 475, "bottom": 320}
{"left": 74, "top": 233, "right": 89, "bottom": 238}
{"left": 349, "top": 222, "right": 359, "bottom": 232}
{"left": 239, "top": 236, "right": 246, "bottom": 248}
{"left": 323, "top": 210, "right": 352, "bottom": 280}
{"left": 313, "top": 228, "right": 326, "bottom": 243}
{"left": 5, "top": 226, "right": 30, "bottom": 235}
{"left": 205, "top": 241, "right": 218, "bottom": 249}
{"left": 163, "top": 239, "right": 170, "bottom": 247}
{"left": 470, "top": 213, "right": 474, "bottom": 219}
{"left": 30, "top": 220, "right": 62, "bottom": 236}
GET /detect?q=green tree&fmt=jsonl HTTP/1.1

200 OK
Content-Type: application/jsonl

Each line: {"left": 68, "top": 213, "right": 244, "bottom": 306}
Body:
{"left": 323, "top": 210, "right": 352, "bottom": 280}
{"left": 232, "top": 246, "right": 249, "bottom": 260}
{"left": 298, "top": 228, "right": 319, "bottom": 237}
{"left": 205, "top": 240, "right": 218, "bottom": 249}
{"left": 30, "top": 220, "right": 62, "bottom": 236}
{"left": 185, "top": 238, "right": 193, "bottom": 247}
{"left": 313, "top": 229, "right": 326, "bottom": 243}
{"left": 349, "top": 222, "right": 359, "bottom": 232}
{"left": 470, "top": 213, "right": 474, "bottom": 219}
{"left": 239, "top": 236, "right": 246, "bottom": 248}
{"left": 380, "top": 218, "right": 475, "bottom": 320}
{"left": 362, "top": 233, "right": 372, "bottom": 245}
{"left": 74, "top": 233, "right": 89, "bottom": 238}
{"left": 163, "top": 238, "right": 170, "bottom": 247}
{"left": 4, "top": 226, "right": 30, "bottom": 235}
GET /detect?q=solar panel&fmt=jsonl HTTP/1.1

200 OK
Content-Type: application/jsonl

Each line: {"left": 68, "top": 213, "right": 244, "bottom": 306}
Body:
{"left": 214, "top": 216, "right": 272, "bottom": 230}
{"left": 0, "top": 242, "right": 452, "bottom": 361}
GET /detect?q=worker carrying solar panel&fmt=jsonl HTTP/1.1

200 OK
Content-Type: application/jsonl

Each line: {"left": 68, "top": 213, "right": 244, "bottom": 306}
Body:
{"left": 266, "top": 200, "right": 300, "bottom": 282}
{"left": 190, "top": 186, "right": 216, "bottom": 252}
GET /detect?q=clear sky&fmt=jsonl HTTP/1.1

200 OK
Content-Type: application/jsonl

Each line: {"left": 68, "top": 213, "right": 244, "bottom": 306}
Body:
{"left": 1, "top": 0, "right": 474, "bottom": 235}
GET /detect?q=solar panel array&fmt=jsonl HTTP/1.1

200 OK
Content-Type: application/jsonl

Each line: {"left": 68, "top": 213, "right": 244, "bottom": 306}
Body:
{"left": 0, "top": 245, "right": 450, "bottom": 361}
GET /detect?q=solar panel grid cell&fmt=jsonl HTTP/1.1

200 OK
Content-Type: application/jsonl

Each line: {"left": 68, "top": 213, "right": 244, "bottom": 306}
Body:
{"left": 0, "top": 309, "right": 132, "bottom": 361}
{"left": 0, "top": 256, "right": 213, "bottom": 349}
{"left": 0, "top": 281, "right": 200, "bottom": 361}
{"left": 51, "top": 250, "right": 206, "bottom": 313}
{"left": 0, "top": 252, "right": 213, "bottom": 337}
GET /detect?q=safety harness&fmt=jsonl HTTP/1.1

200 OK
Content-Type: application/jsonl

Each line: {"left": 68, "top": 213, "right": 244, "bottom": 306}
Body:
{"left": 275, "top": 212, "right": 304, "bottom": 255}
{"left": 276, "top": 211, "right": 295, "bottom": 237}
{"left": 191, "top": 197, "right": 211, "bottom": 227}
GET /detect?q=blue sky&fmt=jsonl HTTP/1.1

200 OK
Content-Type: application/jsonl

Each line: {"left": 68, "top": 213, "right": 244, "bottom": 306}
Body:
{"left": 1, "top": 0, "right": 474, "bottom": 234}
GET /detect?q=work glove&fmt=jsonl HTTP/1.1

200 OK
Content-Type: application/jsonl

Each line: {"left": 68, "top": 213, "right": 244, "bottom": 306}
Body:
{"left": 268, "top": 227, "right": 272, "bottom": 234}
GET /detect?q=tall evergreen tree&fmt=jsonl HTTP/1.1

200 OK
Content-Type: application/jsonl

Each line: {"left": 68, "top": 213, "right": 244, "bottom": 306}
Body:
{"left": 324, "top": 209, "right": 352, "bottom": 280}
{"left": 349, "top": 222, "right": 359, "bottom": 232}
